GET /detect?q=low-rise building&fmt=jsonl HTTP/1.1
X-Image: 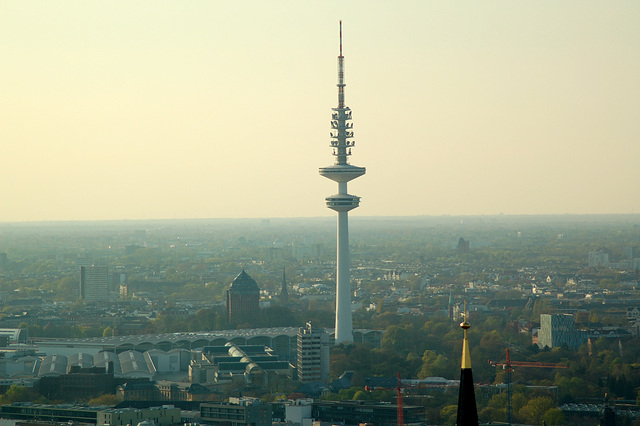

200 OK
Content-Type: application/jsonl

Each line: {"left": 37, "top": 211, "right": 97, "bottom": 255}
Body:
{"left": 312, "top": 400, "right": 424, "bottom": 426}
{"left": 100, "top": 405, "right": 180, "bottom": 426}
{"left": 201, "top": 397, "right": 272, "bottom": 426}
{"left": 0, "top": 403, "right": 180, "bottom": 426}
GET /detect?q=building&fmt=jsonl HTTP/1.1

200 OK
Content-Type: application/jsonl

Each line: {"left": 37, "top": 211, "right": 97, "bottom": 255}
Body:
{"left": 318, "top": 22, "right": 366, "bottom": 344}
{"left": 0, "top": 403, "right": 179, "bottom": 426}
{"left": 623, "top": 246, "right": 639, "bottom": 259}
{"left": 117, "top": 380, "right": 160, "bottom": 401}
{"left": 297, "top": 322, "right": 330, "bottom": 383}
{"left": 226, "top": 270, "right": 260, "bottom": 327}
{"left": 80, "top": 265, "right": 109, "bottom": 302}
{"left": 0, "top": 403, "right": 100, "bottom": 424}
{"left": 32, "top": 327, "right": 383, "bottom": 365}
{"left": 201, "top": 397, "right": 272, "bottom": 426}
{"left": 538, "top": 314, "right": 587, "bottom": 350}
{"left": 189, "top": 343, "right": 294, "bottom": 386}
{"left": 456, "top": 311, "right": 479, "bottom": 426}
{"left": 588, "top": 250, "right": 610, "bottom": 268}
{"left": 312, "top": 401, "right": 424, "bottom": 426}
{"left": 0, "top": 328, "right": 28, "bottom": 344}
{"left": 284, "top": 399, "right": 313, "bottom": 426}
{"left": 99, "top": 405, "right": 180, "bottom": 426}
{"left": 457, "top": 237, "right": 470, "bottom": 253}
{"left": 39, "top": 365, "right": 115, "bottom": 400}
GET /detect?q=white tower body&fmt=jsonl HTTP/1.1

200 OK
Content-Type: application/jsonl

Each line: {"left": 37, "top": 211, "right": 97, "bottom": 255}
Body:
{"left": 319, "top": 22, "right": 365, "bottom": 344}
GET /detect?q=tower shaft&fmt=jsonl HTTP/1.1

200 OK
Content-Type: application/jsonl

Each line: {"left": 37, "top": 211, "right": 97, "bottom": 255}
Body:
{"left": 335, "top": 211, "right": 352, "bottom": 342}
{"left": 319, "top": 22, "right": 365, "bottom": 344}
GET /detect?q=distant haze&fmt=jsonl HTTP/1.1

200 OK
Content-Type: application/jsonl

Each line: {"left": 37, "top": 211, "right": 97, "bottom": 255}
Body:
{"left": 1, "top": 1, "right": 639, "bottom": 222}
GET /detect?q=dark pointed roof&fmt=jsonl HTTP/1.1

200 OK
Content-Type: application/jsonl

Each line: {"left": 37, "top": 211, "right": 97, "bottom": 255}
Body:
{"left": 457, "top": 311, "right": 479, "bottom": 426}
{"left": 228, "top": 270, "right": 260, "bottom": 293}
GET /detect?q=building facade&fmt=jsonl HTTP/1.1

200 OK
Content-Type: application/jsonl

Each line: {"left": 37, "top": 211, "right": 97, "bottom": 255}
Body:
{"left": 39, "top": 365, "right": 115, "bottom": 399}
{"left": 297, "top": 322, "right": 330, "bottom": 383}
{"left": 0, "top": 403, "right": 179, "bottom": 426}
{"left": 312, "top": 401, "right": 424, "bottom": 426}
{"left": 80, "top": 265, "right": 109, "bottom": 302}
{"left": 538, "top": 313, "right": 587, "bottom": 349}
{"left": 226, "top": 270, "right": 260, "bottom": 327}
{"left": 588, "top": 250, "right": 610, "bottom": 268}
{"left": 201, "top": 398, "right": 272, "bottom": 426}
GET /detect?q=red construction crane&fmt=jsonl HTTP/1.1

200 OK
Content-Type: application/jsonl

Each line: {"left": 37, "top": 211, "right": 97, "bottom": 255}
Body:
{"left": 489, "top": 349, "right": 568, "bottom": 425}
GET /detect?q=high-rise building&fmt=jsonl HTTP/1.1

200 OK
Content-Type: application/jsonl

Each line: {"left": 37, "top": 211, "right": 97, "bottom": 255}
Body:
{"left": 457, "top": 237, "right": 470, "bottom": 253}
{"left": 319, "top": 22, "right": 365, "bottom": 344}
{"left": 623, "top": 246, "right": 640, "bottom": 259}
{"left": 538, "top": 313, "right": 587, "bottom": 349}
{"left": 588, "top": 249, "right": 610, "bottom": 268}
{"left": 226, "top": 270, "right": 260, "bottom": 327}
{"left": 79, "top": 266, "right": 109, "bottom": 302}
{"left": 297, "top": 322, "right": 330, "bottom": 383}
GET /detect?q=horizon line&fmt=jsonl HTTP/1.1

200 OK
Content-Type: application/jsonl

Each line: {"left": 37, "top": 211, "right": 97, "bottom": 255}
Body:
{"left": 1, "top": 212, "right": 639, "bottom": 226}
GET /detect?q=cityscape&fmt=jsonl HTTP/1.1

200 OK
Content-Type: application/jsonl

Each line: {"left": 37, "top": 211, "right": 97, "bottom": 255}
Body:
{"left": 2, "top": 2, "right": 640, "bottom": 426}
{"left": 0, "top": 215, "right": 638, "bottom": 425}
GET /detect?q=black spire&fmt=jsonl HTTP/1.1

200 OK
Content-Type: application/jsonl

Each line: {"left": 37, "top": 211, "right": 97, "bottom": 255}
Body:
{"left": 457, "top": 305, "right": 479, "bottom": 426}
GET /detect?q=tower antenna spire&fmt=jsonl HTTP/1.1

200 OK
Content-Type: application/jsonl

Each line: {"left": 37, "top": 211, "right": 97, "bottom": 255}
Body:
{"left": 319, "top": 21, "right": 366, "bottom": 344}
{"left": 339, "top": 20, "right": 343, "bottom": 57}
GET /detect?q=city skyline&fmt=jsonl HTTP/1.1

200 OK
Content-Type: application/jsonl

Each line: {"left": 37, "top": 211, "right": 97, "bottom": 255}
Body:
{"left": 2, "top": 2, "right": 639, "bottom": 222}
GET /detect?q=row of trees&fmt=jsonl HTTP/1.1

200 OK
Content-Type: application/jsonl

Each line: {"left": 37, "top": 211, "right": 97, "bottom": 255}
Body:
{"left": 323, "top": 305, "right": 640, "bottom": 424}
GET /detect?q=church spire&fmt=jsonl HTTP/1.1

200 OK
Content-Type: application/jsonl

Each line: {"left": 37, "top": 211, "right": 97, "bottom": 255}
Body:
{"left": 457, "top": 302, "right": 479, "bottom": 425}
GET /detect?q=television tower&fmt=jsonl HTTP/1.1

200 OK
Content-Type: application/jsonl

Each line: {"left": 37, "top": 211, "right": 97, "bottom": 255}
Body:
{"left": 319, "top": 21, "right": 366, "bottom": 344}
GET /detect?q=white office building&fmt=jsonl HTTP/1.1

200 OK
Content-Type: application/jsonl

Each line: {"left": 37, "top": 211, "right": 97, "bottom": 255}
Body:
{"left": 297, "top": 322, "right": 330, "bottom": 383}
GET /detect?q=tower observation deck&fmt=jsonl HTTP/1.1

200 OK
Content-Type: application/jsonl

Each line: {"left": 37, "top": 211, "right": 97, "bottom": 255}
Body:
{"left": 319, "top": 22, "right": 365, "bottom": 344}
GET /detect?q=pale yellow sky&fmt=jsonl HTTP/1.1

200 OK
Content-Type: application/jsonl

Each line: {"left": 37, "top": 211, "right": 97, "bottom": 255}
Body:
{"left": 1, "top": 1, "right": 639, "bottom": 222}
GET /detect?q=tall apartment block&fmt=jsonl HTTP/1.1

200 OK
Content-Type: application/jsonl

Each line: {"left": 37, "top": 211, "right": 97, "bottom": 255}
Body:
{"left": 79, "top": 266, "right": 109, "bottom": 302}
{"left": 538, "top": 313, "right": 587, "bottom": 349}
{"left": 297, "top": 322, "right": 330, "bottom": 383}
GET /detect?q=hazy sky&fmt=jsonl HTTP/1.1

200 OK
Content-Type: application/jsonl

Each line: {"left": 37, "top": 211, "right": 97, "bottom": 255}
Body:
{"left": 2, "top": 1, "right": 639, "bottom": 222}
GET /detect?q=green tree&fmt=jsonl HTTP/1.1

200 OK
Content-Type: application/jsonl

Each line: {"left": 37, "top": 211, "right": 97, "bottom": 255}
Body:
{"left": 418, "top": 350, "right": 449, "bottom": 378}
{"left": 87, "top": 393, "right": 119, "bottom": 406}
{"left": 0, "top": 385, "right": 44, "bottom": 404}
{"left": 352, "top": 390, "right": 375, "bottom": 401}
{"left": 542, "top": 407, "right": 565, "bottom": 425}
{"left": 57, "top": 276, "right": 78, "bottom": 300}
{"left": 518, "top": 396, "right": 555, "bottom": 425}
{"left": 440, "top": 405, "right": 458, "bottom": 426}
